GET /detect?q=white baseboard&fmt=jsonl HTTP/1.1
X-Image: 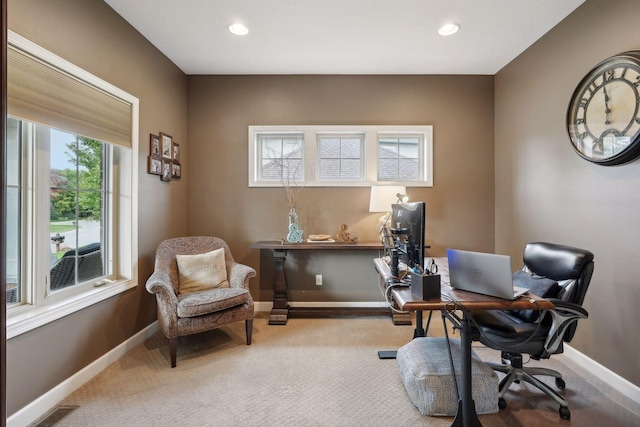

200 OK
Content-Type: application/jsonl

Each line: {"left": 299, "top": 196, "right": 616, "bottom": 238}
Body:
{"left": 563, "top": 343, "right": 640, "bottom": 412}
{"left": 7, "top": 322, "right": 159, "bottom": 427}
{"left": 254, "top": 301, "right": 389, "bottom": 312}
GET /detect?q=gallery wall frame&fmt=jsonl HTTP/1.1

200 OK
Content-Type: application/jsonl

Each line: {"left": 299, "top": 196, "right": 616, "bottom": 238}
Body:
{"left": 148, "top": 132, "right": 181, "bottom": 181}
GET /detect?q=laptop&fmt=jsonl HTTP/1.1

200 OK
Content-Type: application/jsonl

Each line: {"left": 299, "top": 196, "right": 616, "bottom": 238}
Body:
{"left": 447, "top": 249, "right": 529, "bottom": 300}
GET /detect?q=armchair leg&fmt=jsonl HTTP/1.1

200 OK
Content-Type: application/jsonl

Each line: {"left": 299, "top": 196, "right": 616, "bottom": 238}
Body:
{"left": 169, "top": 337, "right": 177, "bottom": 368}
{"left": 246, "top": 319, "right": 253, "bottom": 345}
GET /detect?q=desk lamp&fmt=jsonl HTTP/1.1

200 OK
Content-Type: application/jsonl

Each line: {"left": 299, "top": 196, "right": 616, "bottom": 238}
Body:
{"left": 369, "top": 185, "right": 407, "bottom": 238}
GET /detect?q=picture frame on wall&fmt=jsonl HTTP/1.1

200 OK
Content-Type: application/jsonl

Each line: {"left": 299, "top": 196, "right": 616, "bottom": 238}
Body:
{"left": 161, "top": 159, "right": 172, "bottom": 181}
{"left": 150, "top": 134, "right": 161, "bottom": 157}
{"left": 148, "top": 156, "right": 162, "bottom": 175}
{"left": 160, "top": 132, "right": 173, "bottom": 159}
{"left": 172, "top": 162, "right": 182, "bottom": 179}
{"left": 172, "top": 142, "right": 180, "bottom": 163}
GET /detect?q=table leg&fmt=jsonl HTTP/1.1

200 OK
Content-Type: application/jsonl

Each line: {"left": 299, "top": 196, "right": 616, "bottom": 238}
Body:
{"left": 413, "top": 311, "right": 426, "bottom": 338}
{"left": 269, "top": 249, "right": 289, "bottom": 325}
{"left": 451, "top": 311, "right": 482, "bottom": 427}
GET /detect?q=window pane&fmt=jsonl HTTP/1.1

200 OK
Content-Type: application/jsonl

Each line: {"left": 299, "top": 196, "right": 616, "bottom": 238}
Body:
{"left": 378, "top": 136, "right": 422, "bottom": 181}
{"left": 319, "top": 159, "right": 340, "bottom": 179}
{"left": 341, "top": 138, "right": 361, "bottom": 158}
{"left": 341, "top": 159, "right": 361, "bottom": 179}
{"left": 259, "top": 134, "right": 303, "bottom": 182}
{"left": 379, "top": 140, "right": 398, "bottom": 158}
{"left": 318, "top": 135, "right": 363, "bottom": 181}
{"left": 320, "top": 138, "right": 340, "bottom": 157}
{"left": 49, "top": 131, "right": 105, "bottom": 291}
{"left": 379, "top": 158, "right": 398, "bottom": 180}
{"left": 399, "top": 159, "right": 420, "bottom": 180}
{"left": 6, "top": 118, "right": 21, "bottom": 305}
{"left": 398, "top": 139, "right": 420, "bottom": 158}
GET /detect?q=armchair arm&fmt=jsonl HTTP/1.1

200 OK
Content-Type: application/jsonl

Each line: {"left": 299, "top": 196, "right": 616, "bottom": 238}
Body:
{"left": 145, "top": 270, "right": 180, "bottom": 336}
{"left": 543, "top": 298, "right": 589, "bottom": 354}
{"left": 145, "top": 270, "right": 177, "bottom": 300}
{"left": 228, "top": 261, "right": 257, "bottom": 289}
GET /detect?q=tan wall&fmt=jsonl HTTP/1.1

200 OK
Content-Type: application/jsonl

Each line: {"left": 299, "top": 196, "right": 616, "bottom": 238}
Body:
{"left": 7, "top": 0, "right": 188, "bottom": 415}
{"left": 187, "top": 75, "right": 495, "bottom": 302}
{"left": 495, "top": 0, "right": 640, "bottom": 386}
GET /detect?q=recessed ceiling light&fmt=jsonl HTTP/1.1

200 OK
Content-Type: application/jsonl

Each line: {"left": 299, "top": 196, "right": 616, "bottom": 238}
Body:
{"left": 438, "top": 23, "right": 460, "bottom": 36}
{"left": 228, "top": 23, "right": 249, "bottom": 36}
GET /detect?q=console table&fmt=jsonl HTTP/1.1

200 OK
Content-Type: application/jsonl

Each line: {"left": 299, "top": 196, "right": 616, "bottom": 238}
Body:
{"left": 250, "top": 240, "right": 388, "bottom": 325}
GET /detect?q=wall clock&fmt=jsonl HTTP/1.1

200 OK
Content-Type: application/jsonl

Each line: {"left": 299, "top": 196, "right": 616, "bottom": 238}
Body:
{"left": 567, "top": 50, "right": 640, "bottom": 165}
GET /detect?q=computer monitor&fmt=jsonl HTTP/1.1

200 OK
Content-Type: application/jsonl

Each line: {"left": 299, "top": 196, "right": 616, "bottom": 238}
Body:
{"left": 390, "top": 201, "right": 426, "bottom": 271}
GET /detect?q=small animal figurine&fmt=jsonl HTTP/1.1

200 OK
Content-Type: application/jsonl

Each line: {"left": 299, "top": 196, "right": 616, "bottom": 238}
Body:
{"left": 336, "top": 224, "right": 358, "bottom": 243}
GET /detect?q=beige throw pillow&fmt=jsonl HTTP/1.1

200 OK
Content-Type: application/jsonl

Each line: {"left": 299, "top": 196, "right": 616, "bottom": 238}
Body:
{"left": 176, "top": 248, "right": 229, "bottom": 294}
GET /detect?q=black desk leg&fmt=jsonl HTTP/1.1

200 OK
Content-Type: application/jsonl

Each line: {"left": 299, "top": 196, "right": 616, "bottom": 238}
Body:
{"left": 414, "top": 310, "right": 426, "bottom": 338}
{"left": 379, "top": 309, "right": 431, "bottom": 359}
{"left": 451, "top": 311, "right": 482, "bottom": 427}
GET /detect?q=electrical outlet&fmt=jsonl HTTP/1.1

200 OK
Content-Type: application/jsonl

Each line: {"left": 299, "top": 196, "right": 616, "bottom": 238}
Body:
{"left": 315, "top": 274, "right": 323, "bottom": 286}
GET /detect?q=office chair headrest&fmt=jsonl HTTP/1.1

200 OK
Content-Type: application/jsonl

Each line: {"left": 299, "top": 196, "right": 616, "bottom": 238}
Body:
{"left": 523, "top": 242, "right": 594, "bottom": 281}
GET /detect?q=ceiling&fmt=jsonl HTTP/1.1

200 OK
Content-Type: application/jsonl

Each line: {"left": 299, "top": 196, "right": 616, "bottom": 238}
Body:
{"left": 104, "top": 0, "right": 586, "bottom": 75}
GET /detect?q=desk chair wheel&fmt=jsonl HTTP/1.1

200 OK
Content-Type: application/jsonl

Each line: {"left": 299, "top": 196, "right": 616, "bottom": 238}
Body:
{"left": 555, "top": 377, "right": 566, "bottom": 389}
{"left": 498, "top": 398, "right": 507, "bottom": 410}
{"left": 559, "top": 406, "right": 570, "bottom": 420}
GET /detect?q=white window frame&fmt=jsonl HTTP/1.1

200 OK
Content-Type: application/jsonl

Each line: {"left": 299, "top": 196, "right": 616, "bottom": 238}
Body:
{"left": 248, "top": 125, "right": 433, "bottom": 187}
{"left": 6, "top": 32, "right": 139, "bottom": 339}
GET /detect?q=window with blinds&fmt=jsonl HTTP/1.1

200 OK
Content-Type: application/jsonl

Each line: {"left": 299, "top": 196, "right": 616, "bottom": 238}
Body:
{"left": 5, "top": 31, "right": 139, "bottom": 339}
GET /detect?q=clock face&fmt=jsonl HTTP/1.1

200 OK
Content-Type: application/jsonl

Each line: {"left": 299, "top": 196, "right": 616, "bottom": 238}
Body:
{"left": 567, "top": 51, "right": 640, "bottom": 165}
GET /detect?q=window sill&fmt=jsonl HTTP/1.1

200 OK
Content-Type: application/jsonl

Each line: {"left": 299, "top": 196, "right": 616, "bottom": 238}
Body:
{"left": 6, "top": 279, "right": 137, "bottom": 339}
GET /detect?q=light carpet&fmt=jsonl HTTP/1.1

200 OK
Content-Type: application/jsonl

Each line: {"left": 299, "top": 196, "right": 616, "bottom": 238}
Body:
{"left": 42, "top": 313, "right": 640, "bottom": 427}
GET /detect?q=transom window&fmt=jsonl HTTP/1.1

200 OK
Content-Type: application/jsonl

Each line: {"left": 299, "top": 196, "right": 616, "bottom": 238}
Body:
{"left": 258, "top": 132, "right": 303, "bottom": 183}
{"left": 378, "top": 135, "right": 422, "bottom": 181}
{"left": 318, "top": 134, "right": 364, "bottom": 180}
{"left": 248, "top": 125, "right": 433, "bottom": 187}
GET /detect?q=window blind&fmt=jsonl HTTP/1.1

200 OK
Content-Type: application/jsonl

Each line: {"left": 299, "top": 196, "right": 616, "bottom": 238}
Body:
{"left": 7, "top": 44, "right": 132, "bottom": 148}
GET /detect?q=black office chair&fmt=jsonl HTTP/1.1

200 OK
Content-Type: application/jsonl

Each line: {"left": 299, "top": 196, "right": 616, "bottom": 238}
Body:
{"left": 470, "top": 242, "right": 594, "bottom": 420}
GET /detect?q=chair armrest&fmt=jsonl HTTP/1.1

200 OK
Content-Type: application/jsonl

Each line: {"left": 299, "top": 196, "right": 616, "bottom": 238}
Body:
{"left": 543, "top": 299, "right": 589, "bottom": 354}
{"left": 228, "top": 262, "right": 257, "bottom": 289}
{"left": 145, "top": 270, "right": 178, "bottom": 305}
{"left": 145, "top": 270, "right": 180, "bottom": 336}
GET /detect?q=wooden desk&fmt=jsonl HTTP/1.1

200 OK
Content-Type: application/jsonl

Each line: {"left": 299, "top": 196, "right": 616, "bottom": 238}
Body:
{"left": 374, "top": 257, "right": 554, "bottom": 427}
{"left": 251, "top": 240, "right": 387, "bottom": 325}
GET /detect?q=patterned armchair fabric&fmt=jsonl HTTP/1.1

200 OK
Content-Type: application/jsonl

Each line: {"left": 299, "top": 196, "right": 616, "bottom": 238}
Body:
{"left": 145, "top": 236, "right": 256, "bottom": 367}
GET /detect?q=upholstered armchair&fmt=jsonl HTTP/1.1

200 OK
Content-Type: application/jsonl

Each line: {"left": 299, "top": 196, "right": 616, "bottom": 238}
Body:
{"left": 145, "top": 236, "right": 256, "bottom": 367}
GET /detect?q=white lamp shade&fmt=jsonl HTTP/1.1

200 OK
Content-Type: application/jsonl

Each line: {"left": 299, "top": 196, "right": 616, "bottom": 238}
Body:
{"left": 369, "top": 186, "right": 407, "bottom": 212}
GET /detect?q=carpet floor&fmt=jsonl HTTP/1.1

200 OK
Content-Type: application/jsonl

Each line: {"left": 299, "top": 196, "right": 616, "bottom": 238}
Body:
{"left": 40, "top": 313, "right": 640, "bottom": 426}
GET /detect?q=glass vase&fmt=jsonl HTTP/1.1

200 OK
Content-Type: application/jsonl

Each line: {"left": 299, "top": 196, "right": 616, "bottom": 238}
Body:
{"left": 288, "top": 207, "right": 298, "bottom": 229}
{"left": 286, "top": 207, "right": 302, "bottom": 242}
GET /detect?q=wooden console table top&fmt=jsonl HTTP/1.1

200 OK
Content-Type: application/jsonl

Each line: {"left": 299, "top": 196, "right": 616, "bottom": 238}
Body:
{"left": 250, "top": 240, "right": 384, "bottom": 251}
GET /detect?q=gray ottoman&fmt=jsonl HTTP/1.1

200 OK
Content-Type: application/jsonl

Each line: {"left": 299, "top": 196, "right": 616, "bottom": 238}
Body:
{"left": 396, "top": 337, "right": 498, "bottom": 416}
